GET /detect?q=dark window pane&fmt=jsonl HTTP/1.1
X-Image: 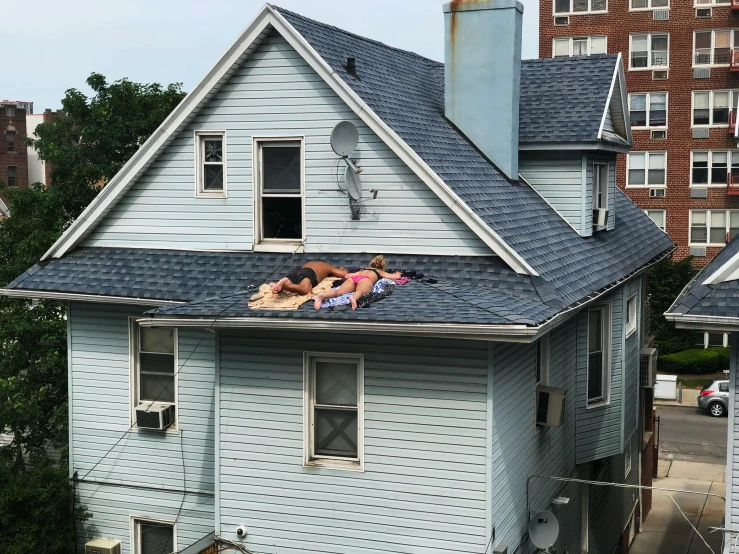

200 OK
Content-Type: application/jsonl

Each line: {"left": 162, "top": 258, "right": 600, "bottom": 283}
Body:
{"left": 263, "top": 146, "right": 301, "bottom": 193}
{"left": 204, "top": 139, "right": 222, "bottom": 163}
{"left": 709, "top": 333, "right": 725, "bottom": 348}
{"left": 140, "top": 353, "right": 174, "bottom": 375}
{"left": 715, "top": 48, "right": 731, "bottom": 65}
{"left": 141, "top": 328, "right": 174, "bottom": 354}
{"left": 650, "top": 110, "right": 666, "bottom": 127}
{"left": 714, "top": 108, "right": 730, "bottom": 124}
{"left": 710, "top": 227, "right": 726, "bottom": 244}
{"left": 262, "top": 197, "right": 302, "bottom": 239}
{"left": 6, "top": 132, "right": 14, "bottom": 152}
{"left": 140, "top": 523, "right": 174, "bottom": 554}
{"left": 588, "top": 353, "right": 603, "bottom": 401}
{"left": 631, "top": 110, "right": 647, "bottom": 127}
{"left": 315, "top": 408, "right": 358, "bottom": 457}
{"left": 692, "top": 226, "right": 708, "bottom": 243}
{"left": 632, "top": 0, "right": 647, "bottom": 7}
{"left": 694, "top": 109, "right": 710, "bottom": 125}
{"left": 631, "top": 53, "right": 648, "bottom": 68}
{"left": 7, "top": 166, "right": 15, "bottom": 187}
{"left": 648, "top": 169, "right": 665, "bottom": 185}
{"left": 695, "top": 32, "right": 712, "bottom": 50}
{"left": 316, "top": 361, "right": 357, "bottom": 406}
{"left": 712, "top": 166, "right": 727, "bottom": 184}
{"left": 140, "top": 374, "right": 175, "bottom": 403}
{"left": 573, "top": 0, "right": 588, "bottom": 11}
{"left": 555, "top": 0, "right": 570, "bottom": 12}
{"left": 591, "top": 0, "right": 606, "bottom": 9}
{"left": 204, "top": 166, "right": 223, "bottom": 190}
{"left": 693, "top": 168, "right": 709, "bottom": 184}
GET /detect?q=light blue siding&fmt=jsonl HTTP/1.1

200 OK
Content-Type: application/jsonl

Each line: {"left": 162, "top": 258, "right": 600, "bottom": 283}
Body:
{"left": 218, "top": 332, "right": 489, "bottom": 554}
{"left": 623, "top": 278, "right": 642, "bottom": 442}
{"left": 83, "top": 32, "right": 489, "bottom": 256}
{"left": 603, "top": 107, "right": 615, "bottom": 133}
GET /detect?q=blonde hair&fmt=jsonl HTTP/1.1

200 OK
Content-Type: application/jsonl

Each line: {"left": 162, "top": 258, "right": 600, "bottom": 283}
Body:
{"left": 369, "top": 255, "right": 386, "bottom": 271}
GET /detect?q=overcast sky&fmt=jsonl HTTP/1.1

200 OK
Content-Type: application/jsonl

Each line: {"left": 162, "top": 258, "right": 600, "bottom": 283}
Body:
{"left": 7, "top": 0, "right": 539, "bottom": 112}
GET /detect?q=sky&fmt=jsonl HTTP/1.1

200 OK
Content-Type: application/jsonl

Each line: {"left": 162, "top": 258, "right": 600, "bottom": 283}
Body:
{"left": 7, "top": 0, "right": 540, "bottom": 112}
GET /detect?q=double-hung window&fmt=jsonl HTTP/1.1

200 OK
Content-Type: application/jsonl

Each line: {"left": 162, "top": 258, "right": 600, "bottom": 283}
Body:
{"left": 693, "top": 90, "right": 739, "bottom": 126}
{"left": 696, "top": 0, "right": 731, "bottom": 4}
{"left": 304, "top": 353, "right": 363, "bottom": 470}
{"left": 690, "top": 210, "right": 739, "bottom": 245}
{"left": 629, "top": 93, "right": 667, "bottom": 128}
{"left": 588, "top": 305, "right": 611, "bottom": 406}
{"left": 626, "top": 296, "right": 638, "bottom": 337}
{"left": 6, "top": 131, "right": 14, "bottom": 152}
{"left": 554, "top": 0, "right": 607, "bottom": 14}
{"left": 627, "top": 152, "right": 666, "bottom": 187}
{"left": 630, "top": 33, "right": 669, "bottom": 70}
{"left": 593, "top": 163, "right": 608, "bottom": 212}
{"left": 553, "top": 36, "right": 607, "bottom": 57}
{"left": 536, "top": 334, "right": 550, "bottom": 387}
{"left": 132, "top": 518, "right": 175, "bottom": 554}
{"left": 195, "top": 131, "right": 226, "bottom": 196}
{"left": 644, "top": 209, "right": 666, "bottom": 231}
{"left": 6, "top": 166, "right": 16, "bottom": 187}
{"left": 691, "top": 150, "right": 739, "bottom": 185}
{"left": 630, "top": 0, "right": 668, "bottom": 8}
{"left": 255, "top": 137, "right": 304, "bottom": 248}
{"left": 694, "top": 30, "right": 738, "bottom": 66}
{"left": 132, "top": 324, "right": 177, "bottom": 424}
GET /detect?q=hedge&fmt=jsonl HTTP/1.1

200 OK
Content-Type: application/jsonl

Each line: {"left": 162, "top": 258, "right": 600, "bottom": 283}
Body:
{"left": 657, "top": 347, "right": 730, "bottom": 375}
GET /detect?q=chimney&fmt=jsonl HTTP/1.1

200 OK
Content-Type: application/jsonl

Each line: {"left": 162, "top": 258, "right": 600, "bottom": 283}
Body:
{"left": 444, "top": 0, "right": 523, "bottom": 180}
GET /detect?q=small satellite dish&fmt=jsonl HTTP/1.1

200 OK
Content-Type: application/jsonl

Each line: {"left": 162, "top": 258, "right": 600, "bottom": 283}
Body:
{"left": 529, "top": 510, "right": 559, "bottom": 550}
{"left": 343, "top": 165, "right": 362, "bottom": 202}
{"left": 331, "top": 121, "right": 359, "bottom": 157}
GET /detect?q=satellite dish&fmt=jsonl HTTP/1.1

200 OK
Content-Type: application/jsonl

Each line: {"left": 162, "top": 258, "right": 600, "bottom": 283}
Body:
{"left": 529, "top": 511, "right": 559, "bottom": 550}
{"left": 331, "top": 121, "right": 359, "bottom": 157}
{"left": 343, "top": 165, "right": 362, "bottom": 202}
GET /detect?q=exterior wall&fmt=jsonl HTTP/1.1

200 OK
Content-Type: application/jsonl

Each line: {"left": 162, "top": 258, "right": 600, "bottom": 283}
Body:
{"left": 69, "top": 303, "right": 216, "bottom": 553}
{"left": 83, "top": 31, "right": 490, "bottom": 256}
{"left": 539, "top": 0, "right": 739, "bottom": 266}
{"left": 0, "top": 103, "right": 29, "bottom": 190}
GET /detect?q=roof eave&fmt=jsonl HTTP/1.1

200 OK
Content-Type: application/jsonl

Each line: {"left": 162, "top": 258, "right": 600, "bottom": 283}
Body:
{"left": 518, "top": 141, "right": 631, "bottom": 153}
{"left": 664, "top": 311, "right": 739, "bottom": 332}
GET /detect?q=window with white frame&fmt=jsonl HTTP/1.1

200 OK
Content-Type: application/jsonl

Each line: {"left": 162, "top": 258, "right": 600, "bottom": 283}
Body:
{"left": 255, "top": 138, "right": 304, "bottom": 246}
{"left": 645, "top": 209, "right": 666, "bottom": 231}
{"left": 593, "top": 163, "right": 608, "bottom": 212}
{"left": 553, "top": 36, "right": 607, "bottom": 57}
{"left": 629, "top": 93, "right": 667, "bottom": 128}
{"left": 690, "top": 210, "right": 739, "bottom": 245}
{"left": 630, "top": 33, "right": 669, "bottom": 70}
{"left": 132, "top": 518, "right": 175, "bottom": 554}
{"left": 631, "top": 0, "right": 668, "bottom": 8}
{"left": 694, "top": 30, "right": 739, "bottom": 66}
{"left": 626, "top": 295, "right": 638, "bottom": 337}
{"left": 536, "top": 334, "right": 550, "bottom": 387}
{"left": 132, "top": 324, "right": 176, "bottom": 418}
{"left": 554, "top": 0, "right": 607, "bottom": 14}
{"left": 588, "top": 304, "right": 611, "bottom": 405}
{"left": 195, "top": 132, "right": 225, "bottom": 196}
{"left": 627, "top": 152, "right": 666, "bottom": 187}
{"left": 696, "top": 0, "right": 730, "bottom": 4}
{"left": 691, "top": 151, "right": 739, "bottom": 185}
{"left": 703, "top": 331, "right": 729, "bottom": 348}
{"left": 693, "top": 90, "right": 739, "bottom": 126}
{"left": 304, "top": 353, "right": 363, "bottom": 470}
{"left": 625, "top": 433, "right": 633, "bottom": 477}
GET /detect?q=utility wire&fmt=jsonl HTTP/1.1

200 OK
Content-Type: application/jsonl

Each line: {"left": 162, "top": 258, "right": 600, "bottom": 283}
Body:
{"left": 669, "top": 491, "right": 716, "bottom": 554}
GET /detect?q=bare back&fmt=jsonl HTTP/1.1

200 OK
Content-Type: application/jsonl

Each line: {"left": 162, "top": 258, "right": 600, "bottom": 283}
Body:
{"left": 302, "top": 261, "right": 346, "bottom": 282}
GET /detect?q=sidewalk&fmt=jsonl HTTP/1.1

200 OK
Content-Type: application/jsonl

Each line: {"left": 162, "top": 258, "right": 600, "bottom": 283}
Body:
{"left": 630, "top": 459, "right": 726, "bottom": 554}
{"left": 655, "top": 388, "right": 700, "bottom": 408}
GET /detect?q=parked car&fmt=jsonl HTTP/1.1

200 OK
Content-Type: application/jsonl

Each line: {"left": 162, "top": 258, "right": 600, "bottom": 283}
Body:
{"left": 698, "top": 380, "right": 729, "bottom": 417}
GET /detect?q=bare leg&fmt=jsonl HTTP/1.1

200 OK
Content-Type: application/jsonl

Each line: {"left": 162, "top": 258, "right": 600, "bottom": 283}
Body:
{"left": 269, "top": 277, "right": 289, "bottom": 293}
{"left": 314, "top": 279, "right": 356, "bottom": 309}
{"left": 349, "top": 279, "right": 374, "bottom": 310}
{"left": 281, "top": 279, "right": 313, "bottom": 295}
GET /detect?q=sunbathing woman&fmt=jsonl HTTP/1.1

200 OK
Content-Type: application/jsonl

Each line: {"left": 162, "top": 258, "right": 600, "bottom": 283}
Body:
{"left": 313, "top": 255, "right": 402, "bottom": 311}
{"left": 270, "top": 261, "right": 347, "bottom": 295}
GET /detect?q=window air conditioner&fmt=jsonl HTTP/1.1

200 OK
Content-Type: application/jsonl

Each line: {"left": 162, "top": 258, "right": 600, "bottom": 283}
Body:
{"left": 639, "top": 347, "right": 658, "bottom": 388}
{"left": 554, "top": 16, "right": 569, "bottom": 25}
{"left": 85, "top": 539, "right": 121, "bottom": 554}
{"left": 649, "top": 188, "right": 666, "bottom": 198}
{"left": 536, "top": 385, "right": 566, "bottom": 427}
{"left": 593, "top": 208, "right": 609, "bottom": 228}
{"left": 135, "top": 402, "right": 175, "bottom": 430}
{"left": 651, "top": 130, "right": 667, "bottom": 140}
{"left": 696, "top": 7, "right": 712, "bottom": 17}
{"left": 652, "top": 70, "right": 668, "bottom": 80}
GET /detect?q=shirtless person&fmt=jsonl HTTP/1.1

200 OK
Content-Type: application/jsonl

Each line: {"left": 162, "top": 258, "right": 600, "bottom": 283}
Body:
{"left": 314, "top": 255, "right": 401, "bottom": 311}
{"left": 270, "top": 261, "right": 347, "bottom": 295}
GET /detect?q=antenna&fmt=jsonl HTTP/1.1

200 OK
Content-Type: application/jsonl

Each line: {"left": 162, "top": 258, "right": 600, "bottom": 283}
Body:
{"left": 529, "top": 511, "right": 559, "bottom": 550}
{"left": 330, "top": 121, "right": 359, "bottom": 157}
{"left": 330, "top": 121, "right": 367, "bottom": 220}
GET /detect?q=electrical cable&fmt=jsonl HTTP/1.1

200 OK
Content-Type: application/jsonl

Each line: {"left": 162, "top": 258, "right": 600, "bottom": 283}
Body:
{"left": 668, "top": 491, "right": 716, "bottom": 554}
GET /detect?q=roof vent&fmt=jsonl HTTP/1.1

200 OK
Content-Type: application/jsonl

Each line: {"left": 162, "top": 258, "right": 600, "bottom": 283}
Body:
{"left": 346, "top": 57, "right": 356, "bottom": 73}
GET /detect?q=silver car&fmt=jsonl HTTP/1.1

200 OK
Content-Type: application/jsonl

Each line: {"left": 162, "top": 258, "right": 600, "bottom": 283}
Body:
{"left": 698, "top": 379, "right": 729, "bottom": 417}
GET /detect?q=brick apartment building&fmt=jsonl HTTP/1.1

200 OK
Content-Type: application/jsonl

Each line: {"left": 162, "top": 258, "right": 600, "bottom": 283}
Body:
{"left": 540, "top": 0, "right": 739, "bottom": 267}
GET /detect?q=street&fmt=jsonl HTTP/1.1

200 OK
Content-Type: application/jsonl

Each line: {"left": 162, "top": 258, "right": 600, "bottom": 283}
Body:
{"left": 658, "top": 405, "right": 728, "bottom": 465}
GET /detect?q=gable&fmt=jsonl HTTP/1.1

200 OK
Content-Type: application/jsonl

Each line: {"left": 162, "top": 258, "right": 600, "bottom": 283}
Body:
{"left": 83, "top": 31, "right": 490, "bottom": 256}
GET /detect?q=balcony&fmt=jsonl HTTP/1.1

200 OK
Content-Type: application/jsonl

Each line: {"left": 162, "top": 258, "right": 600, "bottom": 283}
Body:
{"left": 728, "top": 173, "right": 739, "bottom": 195}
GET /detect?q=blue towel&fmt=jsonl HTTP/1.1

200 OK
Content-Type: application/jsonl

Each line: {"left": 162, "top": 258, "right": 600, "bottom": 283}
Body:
{"left": 320, "top": 278, "right": 396, "bottom": 308}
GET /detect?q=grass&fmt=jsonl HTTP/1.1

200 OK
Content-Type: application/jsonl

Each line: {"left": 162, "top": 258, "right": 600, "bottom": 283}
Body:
{"left": 676, "top": 377, "right": 713, "bottom": 390}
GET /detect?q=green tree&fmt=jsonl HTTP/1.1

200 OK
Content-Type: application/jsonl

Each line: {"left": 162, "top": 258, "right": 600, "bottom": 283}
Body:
{"left": 0, "top": 73, "right": 184, "bottom": 552}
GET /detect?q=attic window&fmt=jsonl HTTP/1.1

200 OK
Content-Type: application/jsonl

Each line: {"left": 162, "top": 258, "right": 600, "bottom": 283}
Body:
{"left": 195, "top": 131, "right": 226, "bottom": 197}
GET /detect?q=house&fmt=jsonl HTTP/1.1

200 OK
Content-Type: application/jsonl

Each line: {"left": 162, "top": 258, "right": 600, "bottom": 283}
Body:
{"left": 2, "top": 2, "right": 674, "bottom": 553}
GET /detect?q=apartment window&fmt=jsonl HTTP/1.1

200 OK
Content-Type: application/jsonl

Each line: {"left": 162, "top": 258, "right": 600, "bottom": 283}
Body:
{"left": 304, "top": 353, "right": 363, "bottom": 470}
{"left": 6, "top": 166, "right": 16, "bottom": 187}
{"left": 5, "top": 131, "right": 14, "bottom": 152}
{"left": 631, "top": 0, "right": 668, "bottom": 8}
{"left": 696, "top": 0, "right": 731, "bottom": 4}
{"left": 627, "top": 152, "right": 666, "bottom": 187}
{"left": 692, "top": 151, "right": 739, "bottom": 185}
{"left": 693, "top": 90, "right": 739, "bottom": 126}
{"left": 626, "top": 296, "right": 638, "bottom": 337}
{"left": 629, "top": 93, "right": 667, "bottom": 128}
{"left": 630, "top": 33, "right": 669, "bottom": 70}
{"left": 588, "top": 305, "right": 611, "bottom": 405}
{"left": 690, "top": 210, "right": 739, "bottom": 245}
{"left": 553, "top": 36, "right": 607, "bottom": 57}
{"left": 554, "top": 0, "right": 607, "bottom": 14}
{"left": 694, "top": 30, "right": 739, "bottom": 66}
{"left": 195, "top": 132, "right": 225, "bottom": 196}
{"left": 255, "top": 138, "right": 304, "bottom": 247}
{"left": 4, "top": 106, "right": 14, "bottom": 117}
{"left": 133, "top": 325, "right": 176, "bottom": 414}
{"left": 132, "top": 518, "right": 175, "bottom": 554}
{"left": 593, "top": 163, "right": 608, "bottom": 211}
{"left": 645, "top": 209, "right": 666, "bottom": 231}
{"left": 536, "top": 334, "right": 550, "bottom": 386}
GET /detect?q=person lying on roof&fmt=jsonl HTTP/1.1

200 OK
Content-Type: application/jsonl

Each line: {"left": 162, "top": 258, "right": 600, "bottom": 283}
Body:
{"left": 270, "top": 261, "right": 347, "bottom": 295}
{"left": 314, "top": 255, "right": 402, "bottom": 311}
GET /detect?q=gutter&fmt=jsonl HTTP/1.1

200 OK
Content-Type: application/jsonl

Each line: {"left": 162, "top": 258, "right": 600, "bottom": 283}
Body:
{"left": 664, "top": 311, "right": 739, "bottom": 332}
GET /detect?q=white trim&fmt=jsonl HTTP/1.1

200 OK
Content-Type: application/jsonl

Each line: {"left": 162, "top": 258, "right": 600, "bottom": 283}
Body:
{"left": 691, "top": 89, "right": 739, "bottom": 129}
{"left": 626, "top": 295, "right": 638, "bottom": 337}
{"left": 688, "top": 209, "right": 739, "bottom": 247}
{"left": 644, "top": 209, "right": 666, "bottom": 232}
{"left": 629, "top": 0, "right": 669, "bottom": 10}
{"left": 586, "top": 302, "right": 612, "bottom": 408}
{"left": 553, "top": 0, "right": 609, "bottom": 15}
{"left": 628, "top": 32, "right": 670, "bottom": 71}
{"left": 39, "top": 5, "right": 536, "bottom": 276}
{"left": 694, "top": 0, "right": 730, "bottom": 4}
{"left": 664, "top": 312, "right": 739, "bottom": 331}
{"left": 194, "top": 130, "right": 228, "bottom": 198}
{"left": 553, "top": 35, "right": 608, "bottom": 58}
{"left": 628, "top": 91, "right": 668, "bottom": 130}
{"left": 0, "top": 288, "right": 182, "bottom": 306}
{"left": 692, "top": 29, "right": 739, "bottom": 69}
{"left": 598, "top": 62, "right": 618, "bottom": 140}
{"left": 704, "top": 249, "right": 739, "bottom": 285}
{"left": 130, "top": 515, "right": 177, "bottom": 554}
{"left": 690, "top": 149, "right": 739, "bottom": 187}
{"left": 625, "top": 151, "right": 667, "bottom": 188}
{"left": 519, "top": 141, "right": 631, "bottom": 153}
{"left": 617, "top": 53, "right": 634, "bottom": 145}
{"left": 303, "top": 351, "right": 364, "bottom": 472}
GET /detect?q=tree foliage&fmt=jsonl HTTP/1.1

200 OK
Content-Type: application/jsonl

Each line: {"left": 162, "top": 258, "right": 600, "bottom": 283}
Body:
{"left": 0, "top": 73, "right": 184, "bottom": 552}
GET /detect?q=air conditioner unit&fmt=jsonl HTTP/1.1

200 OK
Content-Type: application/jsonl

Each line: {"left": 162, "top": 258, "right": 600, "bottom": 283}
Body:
{"left": 649, "top": 188, "right": 665, "bottom": 198}
{"left": 536, "top": 385, "right": 566, "bottom": 427}
{"left": 593, "top": 208, "right": 609, "bottom": 228}
{"left": 696, "top": 7, "right": 712, "bottom": 17}
{"left": 652, "top": 70, "right": 668, "bottom": 80}
{"left": 135, "top": 402, "right": 175, "bottom": 430}
{"left": 554, "top": 16, "right": 569, "bottom": 25}
{"left": 651, "top": 130, "right": 667, "bottom": 140}
{"left": 85, "top": 539, "right": 121, "bottom": 554}
{"left": 640, "top": 347, "right": 658, "bottom": 388}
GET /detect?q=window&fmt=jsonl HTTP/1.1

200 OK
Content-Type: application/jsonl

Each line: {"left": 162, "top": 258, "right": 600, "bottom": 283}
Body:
{"left": 588, "top": 305, "right": 610, "bottom": 405}
{"left": 553, "top": 36, "right": 607, "bottom": 57}
{"left": 630, "top": 33, "right": 669, "bottom": 70}
{"left": 132, "top": 324, "right": 177, "bottom": 423}
{"left": 690, "top": 210, "right": 739, "bottom": 245}
{"left": 629, "top": 93, "right": 667, "bottom": 128}
{"left": 645, "top": 209, "right": 666, "bottom": 231}
{"left": 627, "top": 152, "right": 666, "bottom": 187}
{"left": 255, "top": 138, "right": 304, "bottom": 248}
{"left": 631, "top": 0, "right": 668, "bottom": 8}
{"left": 625, "top": 433, "right": 633, "bottom": 477}
{"left": 694, "top": 30, "right": 739, "bottom": 66}
{"left": 593, "top": 163, "right": 608, "bottom": 211}
{"left": 626, "top": 296, "right": 638, "bottom": 337}
{"left": 554, "top": 0, "right": 607, "bottom": 14}
{"left": 6, "top": 131, "right": 14, "bottom": 152}
{"left": 691, "top": 151, "right": 739, "bottom": 185}
{"left": 6, "top": 166, "right": 16, "bottom": 187}
{"left": 195, "top": 132, "right": 225, "bottom": 196}
{"left": 702, "top": 331, "right": 729, "bottom": 348}
{"left": 696, "top": 0, "right": 730, "bottom": 4}
{"left": 720, "top": 381, "right": 730, "bottom": 392}
{"left": 132, "top": 518, "right": 175, "bottom": 554}
{"left": 536, "top": 334, "right": 550, "bottom": 386}
{"left": 4, "top": 106, "right": 14, "bottom": 117}
{"left": 304, "top": 353, "right": 363, "bottom": 470}
{"left": 693, "top": 90, "right": 739, "bottom": 127}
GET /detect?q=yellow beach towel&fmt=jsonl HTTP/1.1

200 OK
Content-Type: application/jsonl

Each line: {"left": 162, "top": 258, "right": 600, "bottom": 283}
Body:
{"left": 248, "top": 277, "right": 335, "bottom": 310}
